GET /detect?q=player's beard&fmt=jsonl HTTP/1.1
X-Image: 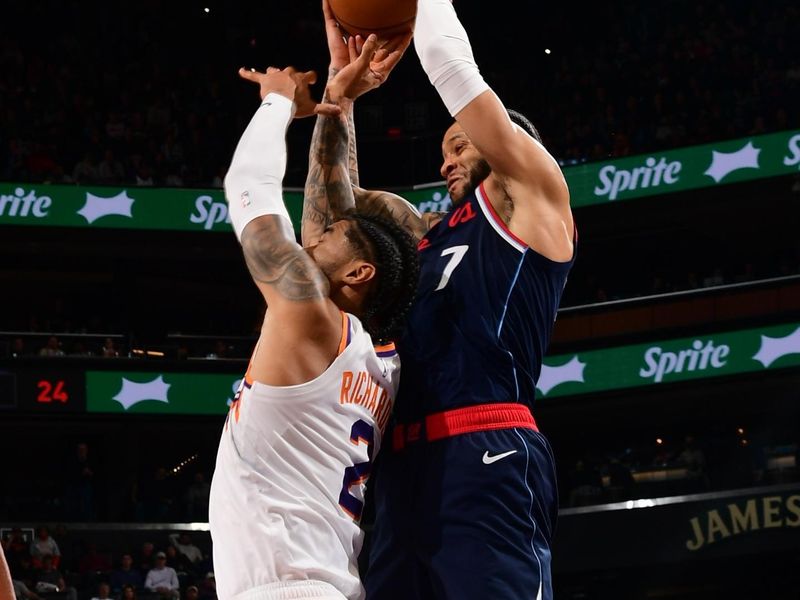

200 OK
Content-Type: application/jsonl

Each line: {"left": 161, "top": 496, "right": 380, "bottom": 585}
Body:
{"left": 452, "top": 157, "right": 491, "bottom": 205}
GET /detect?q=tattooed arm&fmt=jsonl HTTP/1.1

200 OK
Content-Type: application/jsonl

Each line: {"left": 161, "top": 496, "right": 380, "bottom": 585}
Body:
{"left": 302, "top": 73, "right": 356, "bottom": 247}
{"left": 303, "top": 3, "right": 435, "bottom": 242}
{"left": 227, "top": 66, "right": 342, "bottom": 386}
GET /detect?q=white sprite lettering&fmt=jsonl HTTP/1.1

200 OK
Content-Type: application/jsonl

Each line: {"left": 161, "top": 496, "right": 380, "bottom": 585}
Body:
{"left": 0, "top": 187, "right": 53, "bottom": 218}
{"left": 783, "top": 134, "right": 800, "bottom": 168}
{"left": 190, "top": 195, "right": 231, "bottom": 230}
{"left": 418, "top": 191, "right": 452, "bottom": 214}
{"left": 639, "top": 340, "right": 731, "bottom": 383}
{"left": 594, "top": 157, "right": 682, "bottom": 200}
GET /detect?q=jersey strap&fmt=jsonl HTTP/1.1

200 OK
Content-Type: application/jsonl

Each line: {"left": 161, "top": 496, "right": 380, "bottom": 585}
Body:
{"left": 336, "top": 311, "right": 352, "bottom": 356}
{"left": 392, "top": 402, "right": 539, "bottom": 451}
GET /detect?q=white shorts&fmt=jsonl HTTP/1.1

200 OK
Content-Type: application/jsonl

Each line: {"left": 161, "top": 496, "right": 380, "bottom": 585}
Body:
{"left": 232, "top": 580, "right": 349, "bottom": 600}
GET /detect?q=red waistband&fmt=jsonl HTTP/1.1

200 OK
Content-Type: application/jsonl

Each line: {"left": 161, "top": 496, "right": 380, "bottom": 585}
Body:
{"left": 392, "top": 403, "right": 538, "bottom": 451}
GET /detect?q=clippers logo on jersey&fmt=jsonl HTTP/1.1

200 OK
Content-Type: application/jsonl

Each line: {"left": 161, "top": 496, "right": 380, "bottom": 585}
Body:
{"left": 340, "top": 369, "right": 393, "bottom": 433}
{"left": 448, "top": 200, "right": 477, "bottom": 228}
{"left": 396, "top": 183, "right": 576, "bottom": 420}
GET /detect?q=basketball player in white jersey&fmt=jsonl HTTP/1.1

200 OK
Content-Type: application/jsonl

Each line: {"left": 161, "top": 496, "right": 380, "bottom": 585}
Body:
{"left": 208, "top": 63, "right": 418, "bottom": 600}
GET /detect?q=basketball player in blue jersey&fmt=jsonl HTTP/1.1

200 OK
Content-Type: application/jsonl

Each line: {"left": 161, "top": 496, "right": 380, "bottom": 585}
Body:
{"left": 305, "top": 0, "right": 575, "bottom": 598}
{"left": 209, "top": 62, "right": 419, "bottom": 600}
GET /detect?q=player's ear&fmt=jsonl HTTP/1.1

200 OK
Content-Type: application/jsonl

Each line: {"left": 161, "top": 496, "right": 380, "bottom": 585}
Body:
{"left": 343, "top": 260, "right": 376, "bottom": 286}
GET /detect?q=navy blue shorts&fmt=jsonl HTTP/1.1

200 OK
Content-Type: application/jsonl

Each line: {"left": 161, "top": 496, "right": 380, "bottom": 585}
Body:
{"left": 366, "top": 424, "right": 558, "bottom": 600}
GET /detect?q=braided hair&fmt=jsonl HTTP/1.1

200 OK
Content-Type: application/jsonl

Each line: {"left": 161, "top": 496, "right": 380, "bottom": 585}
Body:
{"left": 343, "top": 212, "right": 420, "bottom": 343}
{"left": 507, "top": 109, "right": 542, "bottom": 144}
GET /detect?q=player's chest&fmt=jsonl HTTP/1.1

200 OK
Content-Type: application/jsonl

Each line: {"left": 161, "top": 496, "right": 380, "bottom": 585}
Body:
{"left": 416, "top": 201, "right": 484, "bottom": 298}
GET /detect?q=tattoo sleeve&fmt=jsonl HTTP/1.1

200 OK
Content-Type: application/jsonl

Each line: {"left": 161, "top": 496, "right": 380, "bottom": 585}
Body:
{"left": 241, "top": 216, "right": 330, "bottom": 302}
{"left": 346, "top": 100, "right": 359, "bottom": 188}
{"left": 302, "top": 68, "right": 356, "bottom": 247}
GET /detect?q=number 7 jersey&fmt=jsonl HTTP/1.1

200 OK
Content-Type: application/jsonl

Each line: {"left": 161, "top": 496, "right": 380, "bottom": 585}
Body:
{"left": 209, "top": 313, "right": 399, "bottom": 600}
{"left": 396, "top": 181, "right": 576, "bottom": 422}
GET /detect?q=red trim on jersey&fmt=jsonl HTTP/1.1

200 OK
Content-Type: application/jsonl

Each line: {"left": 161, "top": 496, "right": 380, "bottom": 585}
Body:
{"left": 478, "top": 182, "right": 528, "bottom": 248}
{"left": 392, "top": 403, "right": 538, "bottom": 451}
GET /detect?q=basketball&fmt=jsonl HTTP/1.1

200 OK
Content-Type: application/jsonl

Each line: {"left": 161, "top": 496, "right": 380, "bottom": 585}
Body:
{"left": 328, "top": 0, "right": 417, "bottom": 38}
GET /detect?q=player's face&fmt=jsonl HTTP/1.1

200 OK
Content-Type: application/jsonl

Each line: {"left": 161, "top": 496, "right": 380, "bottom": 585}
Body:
{"left": 305, "top": 220, "right": 370, "bottom": 287}
{"left": 440, "top": 122, "right": 490, "bottom": 205}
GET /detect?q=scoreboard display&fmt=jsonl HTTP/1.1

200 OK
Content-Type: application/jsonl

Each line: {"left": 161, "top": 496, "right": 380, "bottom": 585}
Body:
{"left": 0, "top": 368, "right": 86, "bottom": 412}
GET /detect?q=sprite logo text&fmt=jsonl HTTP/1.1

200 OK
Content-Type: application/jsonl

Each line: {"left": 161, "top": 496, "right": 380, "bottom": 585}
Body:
{"left": 639, "top": 340, "right": 730, "bottom": 383}
{"left": 0, "top": 187, "right": 52, "bottom": 218}
{"left": 594, "top": 157, "right": 682, "bottom": 200}
{"left": 190, "top": 195, "right": 232, "bottom": 230}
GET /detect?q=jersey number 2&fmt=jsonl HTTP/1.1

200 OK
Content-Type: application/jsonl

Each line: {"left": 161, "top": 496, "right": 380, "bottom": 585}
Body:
{"left": 339, "top": 419, "right": 374, "bottom": 522}
{"left": 435, "top": 245, "right": 470, "bottom": 291}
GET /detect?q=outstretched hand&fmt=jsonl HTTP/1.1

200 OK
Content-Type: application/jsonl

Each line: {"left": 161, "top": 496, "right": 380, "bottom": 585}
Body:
{"left": 327, "top": 30, "right": 413, "bottom": 102}
{"left": 238, "top": 67, "right": 341, "bottom": 119}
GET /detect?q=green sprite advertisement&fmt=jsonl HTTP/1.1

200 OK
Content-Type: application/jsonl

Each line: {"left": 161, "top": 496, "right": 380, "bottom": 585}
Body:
{"left": 536, "top": 322, "right": 800, "bottom": 399}
{"left": 1, "top": 129, "right": 798, "bottom": 232}
{"left": 80, "top": 322, "right": 800, "bottom": 415}
{"left": 86, "top": 371, "right": 241, "bottom": 415}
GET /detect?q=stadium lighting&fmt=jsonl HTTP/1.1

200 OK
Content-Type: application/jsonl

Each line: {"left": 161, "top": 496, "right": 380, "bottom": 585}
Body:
{"left": 204, "top": 7, "right": 210, "bottom": 13}
{"left": 545, "top": 48, "right": 551, "bottom": 55}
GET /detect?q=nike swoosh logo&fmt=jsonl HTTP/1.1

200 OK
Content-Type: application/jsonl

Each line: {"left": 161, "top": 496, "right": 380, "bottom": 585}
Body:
{"left": 482, "top": 450, "right": 517, "bottom": 464}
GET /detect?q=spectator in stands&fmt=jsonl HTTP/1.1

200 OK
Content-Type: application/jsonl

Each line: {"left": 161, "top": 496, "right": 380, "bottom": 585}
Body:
{"left": 101, "top": 338, "right": 119, "bottom": 358}
{"left": 144, "top": 552, "right": 179, "bottom": 599}
{"left": 2, "top": 528, "right": 30, "bottom": 574}
{"left": 10, "top": 338, "right": 26, "bottom": 358}
{"left": 12, "top": 554, "right": 37, "bottom": 592}
{"left": 120, "top": 584, "right": 138, "bottom": 600}
{"left": 678, "top": 435, "right": 709, "bottom": 489}
{"left": 110, "top": 554, "right": 142, "bottom": 595}
{"left": 13, "top": 579, "right": 42, "bottom": 600}
{"left": 77, "top": 542, "right": 111, "bottom": 580}
{"left": 136, "top": 542, "right": 155, "bottom": 576}
{"left": 606, "top": 457, "right": 636, "bottom": 501}
{"left": 163, "top": 545, "right": 193, "bottom": 585}
{"left": 97, "top": 150, "right": 124, "bottom": 185}
{"left": 64, "top": 441, "right": 96, "bottom": 520}
{"left": 72, "top": 153, "right": 98, "bottom": 185}
{"left": 197, "top": 573, "right": 215, "bottom": 600}
{"left": 34, "top": 555, "right": 76, "bottom": 600}
{"left": 184, "top": 585, "right": 199, "bottom": 600}
{"left": 167, "top": 534, "right": 202, "bottom": 565}
{"left": 29, "top": 529, "right": 60, "bottom": 569}
{"left": 90, "top": 582, "right": 112, "bottom": 600}
{"left": 38, "top": 337, "right": 64, "bottom": 358}
{"left": 568, "top": 459, "right": 604, "bottom": 507}
{"left": 142, "top": 467, "right": 175, "bottom": 521}
{"left": 184, "top": 473, "right": 210, "bottom": 522}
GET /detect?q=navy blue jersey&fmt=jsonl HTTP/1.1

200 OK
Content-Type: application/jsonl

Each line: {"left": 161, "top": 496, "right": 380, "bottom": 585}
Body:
{"left": 396, "top": 182, "right": 575, "bottom": 421}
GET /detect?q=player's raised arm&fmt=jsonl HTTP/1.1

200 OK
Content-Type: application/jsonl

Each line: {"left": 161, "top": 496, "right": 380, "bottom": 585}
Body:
{"left": 304, "top": 0, "right": 433, "bottom": 241}
{"left": 414, "top": 0, "right": 573, "bottom": 257}
{"left": 226, "top": 67, "right": 339, "bottom": 324}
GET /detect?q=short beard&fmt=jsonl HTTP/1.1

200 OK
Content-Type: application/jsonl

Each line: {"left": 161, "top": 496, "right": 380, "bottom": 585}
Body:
{"left": 452, "top": 158, "right": 491, "bottom": 205}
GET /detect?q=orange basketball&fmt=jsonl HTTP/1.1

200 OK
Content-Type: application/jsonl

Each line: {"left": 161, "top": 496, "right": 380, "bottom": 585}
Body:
{"left": 329, "top": 0, "right": 417, "bottom": 38}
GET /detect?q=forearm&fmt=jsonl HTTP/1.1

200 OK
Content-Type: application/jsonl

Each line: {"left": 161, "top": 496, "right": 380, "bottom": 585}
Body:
{"left": 414, "top": 0, "right": 490, "bottom": 117}
{"left": 302, "top": 71, "right": 356, "bottom": 246}
{"left": 225, "top": 93, "right": 295, "bottom": 241}
{"left": 345, "top": 96, "right": 359, "bottom": 187}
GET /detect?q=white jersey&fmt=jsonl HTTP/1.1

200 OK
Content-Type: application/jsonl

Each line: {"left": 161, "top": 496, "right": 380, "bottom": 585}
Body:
{"left": 209, "top": 313, "right": 400, "bottom": 600}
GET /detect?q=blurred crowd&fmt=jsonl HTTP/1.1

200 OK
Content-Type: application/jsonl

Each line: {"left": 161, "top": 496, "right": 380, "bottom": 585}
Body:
{"left": 3, "top": 526, "right": 216, "bottom": 600}
{"left": 0, "top": 1, "right": 798, "bottom": 188}
{"left": 566, "top": 430, "right": 800, "bottom": 508}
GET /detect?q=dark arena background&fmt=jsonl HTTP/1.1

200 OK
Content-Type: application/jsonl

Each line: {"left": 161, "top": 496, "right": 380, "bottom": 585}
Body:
{"left": 2, "top": 0, "right": 799, "bottom": 598}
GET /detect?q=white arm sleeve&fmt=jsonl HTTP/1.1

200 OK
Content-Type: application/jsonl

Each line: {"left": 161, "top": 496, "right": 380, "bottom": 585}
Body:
{"left": 224, "top": 92, "right": 296, "bottom": 241}
{"left": 414, "top": 0, "right": 491, "bottom": 117}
